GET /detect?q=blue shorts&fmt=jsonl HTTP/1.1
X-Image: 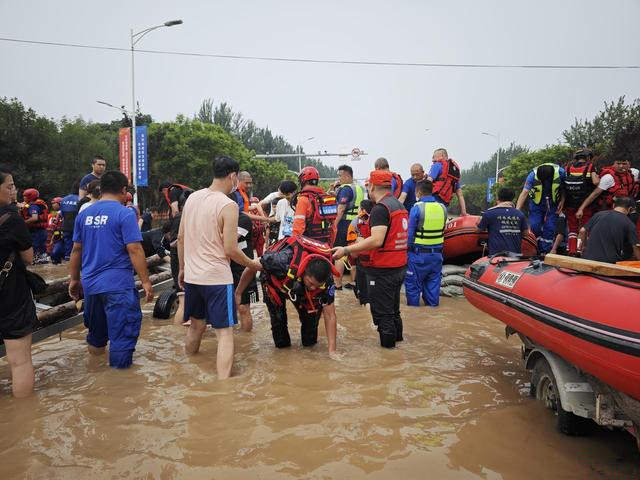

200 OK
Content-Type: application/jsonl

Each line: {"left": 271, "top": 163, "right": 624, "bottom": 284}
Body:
{"left": 84, "top": 289, "right": 142, "bottom": 369}
{"left": 183, "top": 283, "right": 237, "bottom": 329}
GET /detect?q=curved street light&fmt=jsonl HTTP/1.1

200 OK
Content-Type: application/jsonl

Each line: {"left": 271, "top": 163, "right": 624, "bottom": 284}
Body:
{"left": 297, "top": 136, "right": 315, "bottom": 173}
{"left": 130, "top": 19, "right": 183, "bottom": 205}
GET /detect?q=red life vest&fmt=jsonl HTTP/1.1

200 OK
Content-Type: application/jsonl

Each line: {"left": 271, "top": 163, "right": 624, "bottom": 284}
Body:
{"left": 264, "top": 235, "right": 339, "bottom": 312}
{"left": 599, "top": 167, "right": 635, "bottom": 209}
{"left": 21, "top": 199, "right": 49, "bottom": 230}
{"left": 391, "top": 172, "right": 403, "bottom": 199}
{"left": 46, "top": 211, "right": 63, "bottom": 251}
{"left": 564, "top": 161, "right": 595, "bottom": 208}
{"left": 163, "top": 183, "right": 192, "bottom": 208}
{"left": 432, "top": 158, "right": 461, "bottom": 205}
{"left": 354, "top": 217, "right": 372, "bottom": 264}
{"left": 291, "top": 186, "right": 338, "bottom": 244}
{"left": 360, "top": 194, "right": 408, "bottom": 269}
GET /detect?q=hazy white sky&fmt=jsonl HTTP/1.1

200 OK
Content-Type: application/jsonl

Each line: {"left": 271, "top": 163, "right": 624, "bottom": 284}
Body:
{"left": 1, "top": 0, "right": 639, "bottom": 179}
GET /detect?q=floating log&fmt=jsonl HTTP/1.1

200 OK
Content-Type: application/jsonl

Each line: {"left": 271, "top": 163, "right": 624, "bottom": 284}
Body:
{"left": 36, "top": 270, "right": 173, "bottom": 325}
{"left": 34, "top": 255, "right": 168, "bottom": 299}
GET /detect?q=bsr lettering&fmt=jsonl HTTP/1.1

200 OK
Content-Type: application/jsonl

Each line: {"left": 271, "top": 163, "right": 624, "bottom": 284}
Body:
{"left": 85, "top": 215, "right": 109, "bottom": 226}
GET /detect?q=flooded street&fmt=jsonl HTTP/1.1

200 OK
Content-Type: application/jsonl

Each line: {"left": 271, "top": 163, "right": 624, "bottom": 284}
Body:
{"left": 0, "top": 287, "right": 638, "bottom": 479}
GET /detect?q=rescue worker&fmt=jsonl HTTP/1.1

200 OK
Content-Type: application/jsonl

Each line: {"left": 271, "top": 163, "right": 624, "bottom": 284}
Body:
{"left": 427, "top": 148, "right": 468, "bottom": 215}
{"left": 332, "top": 170, "right": 408, "bottom": 349}
{"left": 291, "top": 166, "right": 339, "bottom": 353}
{"left": 234, "top": 171, "right": 252, "bottom": 213}
{"left": 60, "top": 182, "right": 80, "bottom": 261}
{"left": 404, "top": 180, "right": 446, "bottom": 307}
{"left": 333, "top": 164, "right": 364, "bottom": 289}
{"left": 46, "top": 197, "right": 65, "bottom": 264}
{"left": 235, "top": 235, "right": 339, "bottom": 353}
{"left": 374, "top": 157, "right": 404, "bottom": 198}
{"left": 291, "top": 166, "right": 337, "bottom": 245}
{"left": 576, "top": 159, "right": 639, "bottom": 219}
{"left": 21, "top": 188, "right": 49, "bottom": 263}
{"left": 516, "top": 162, "right": 566, "bottom": 254}
{"left": 398, "top": 163, "right": 425, "bottom": 212}
{"left": 562, "top": 148, "right": 599, "bottom": 255}
{"left": 346, "top": 199, "right": 373, "bottom": 305}
{"left": 159, "top": 181, "right": 193, "bottom": 218}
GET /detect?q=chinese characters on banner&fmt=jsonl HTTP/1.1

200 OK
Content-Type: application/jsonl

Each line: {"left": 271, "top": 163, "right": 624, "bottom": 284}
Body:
{"left": 118, "top": 128, "right": 131, "bottom": 182}
{"left": 486, "top": 177, "right": 496, "bottom": 203}
{"left": 135, "top": 125, "right": 148, "bottom": 187}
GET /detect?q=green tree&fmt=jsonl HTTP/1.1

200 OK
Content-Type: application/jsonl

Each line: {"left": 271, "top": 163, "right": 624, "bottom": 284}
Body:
{"left": 462, "top": 143, "right": 529, "bottom": 185}
{"left": 500, "top": 145, "right": 572, "bottom": 192}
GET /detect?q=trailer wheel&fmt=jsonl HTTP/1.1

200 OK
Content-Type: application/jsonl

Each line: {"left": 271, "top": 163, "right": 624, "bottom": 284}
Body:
{"left": 530, "top": 358, "right": 591, "bottom": 436}
{"left": 153, "top": 289, "right": 178, "bottom": 319}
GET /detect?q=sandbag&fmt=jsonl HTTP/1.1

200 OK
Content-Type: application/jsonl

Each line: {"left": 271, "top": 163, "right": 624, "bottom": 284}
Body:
{"left": 442, "top": 264, "right": 467, "bottom": 276}
{"left": 441, "top": 274, "right": 465, "bottom": 287}
{"left": 440, "top": 285, "right": 464, "bottom": 297}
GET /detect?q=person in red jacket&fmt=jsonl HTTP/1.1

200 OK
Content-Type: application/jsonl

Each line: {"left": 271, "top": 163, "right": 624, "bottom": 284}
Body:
{"left": 332, "top": 170, "right": 409, "bottom": 348}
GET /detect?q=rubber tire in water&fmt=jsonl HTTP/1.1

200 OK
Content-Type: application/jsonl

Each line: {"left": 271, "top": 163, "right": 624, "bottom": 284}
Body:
{"left": 153, "top": 289, "right": 178, "bottom": 319}
{"left": 530, "top": 357, "right": 591, "bottom": 436}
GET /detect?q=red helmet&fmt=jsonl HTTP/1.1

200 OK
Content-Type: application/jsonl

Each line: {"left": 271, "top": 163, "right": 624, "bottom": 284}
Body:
{"left": 125, "top": 192, "right": 133, "bottom": 202}
{"left": 298, "top": 166, "right": 319, "bottom": 184}
{"left": 23, "top": 188, "right": 39, "bottom": 202}
{"left": 250, "top": 196, "right": 260, "bottom": 204}
{"left": 52, "top": 197, "right": 63, "bottom": 204}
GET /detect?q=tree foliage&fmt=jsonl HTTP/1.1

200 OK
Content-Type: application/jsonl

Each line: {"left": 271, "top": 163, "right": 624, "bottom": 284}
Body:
{"left": 563, "top": 96, "right": 640, "bottom": 168}
{"left": 196, "top": 98, "right": 337, "bottom": 178}
{"left": 500, "top": 144, "right": 573, "bottom": 192}
{"left": 462, "top": 143, "right": 530, "bottom": 185}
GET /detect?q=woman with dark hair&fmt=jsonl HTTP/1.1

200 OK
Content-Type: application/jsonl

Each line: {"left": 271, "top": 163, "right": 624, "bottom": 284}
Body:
{"left": 0, "top": 165, "right": 37, "bottom": 397}
{"left": 78, "top": 179, "right": 101, "bottom": 213}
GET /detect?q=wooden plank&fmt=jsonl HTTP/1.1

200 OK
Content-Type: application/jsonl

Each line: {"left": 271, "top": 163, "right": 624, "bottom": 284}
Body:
{"left": 544, "top": 253, "right": 640, "bottom": 277}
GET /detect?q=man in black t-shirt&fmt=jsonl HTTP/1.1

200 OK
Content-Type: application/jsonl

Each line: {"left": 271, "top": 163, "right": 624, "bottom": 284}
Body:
{"left": 231, "top": 212, "right": 259, "bottom": 331}
{"left": 580, "top": 196, "right": 640, "bottom": 264}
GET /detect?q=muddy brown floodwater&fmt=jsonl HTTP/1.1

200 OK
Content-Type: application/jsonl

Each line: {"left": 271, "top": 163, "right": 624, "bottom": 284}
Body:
{"left": 0, "top": 286, "right": 639, "bottom": 479}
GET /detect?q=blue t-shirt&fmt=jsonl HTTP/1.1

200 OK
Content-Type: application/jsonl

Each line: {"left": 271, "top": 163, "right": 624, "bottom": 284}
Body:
{"left": 61, "top": 193, "right": 79, "bottom": 233}
{"left": 79, "top": 173, "right": 99, "bottom": 191}
{"left": 336, "top": 184, "right": 355, "bottom": 227}
{"left": 402, "top": 177, "right": 417, "bottom": 212}
{"left": 524, "top": 167, "right": 566, "bottom": 207}
{"left": 428, "top": 162, "right": 460, "bottom": 190}
{"left": 73, "top": 200, "right": 143, "bottom": 295}
{"left": 477, "top": 206, "right": 528, "bottom": 256}
{"left": 27, "top": 203, "right": 45, "bottom": 230}
{"left": 234, "top": 191, "right": 245, "bottom": 212}
{"left": 408, "top": 196, "right": 445, "bottom": 248}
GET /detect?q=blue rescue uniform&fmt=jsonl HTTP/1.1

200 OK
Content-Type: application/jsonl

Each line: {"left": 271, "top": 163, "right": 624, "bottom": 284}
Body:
{"left": 404, "top": 195, "right": 446, "bottom": 307}
{"left": 73, "top": 201, "right": 143, "bottom": 368}
{"left": 523, "top": 165, "right": 565, "bottom": 254}
{"left": 60, "top": 193, "right": 79, "bottom": 260}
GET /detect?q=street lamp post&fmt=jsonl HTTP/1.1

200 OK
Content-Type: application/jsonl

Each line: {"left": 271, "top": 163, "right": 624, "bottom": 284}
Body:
{"left": 481, "top": 131, "right": 501, "bottom": 181}
{"left": 130, "top": 19, "right": 182, "bottom": 205}
{"left": 297, "top": 136, "right": 315, "bottom": 173}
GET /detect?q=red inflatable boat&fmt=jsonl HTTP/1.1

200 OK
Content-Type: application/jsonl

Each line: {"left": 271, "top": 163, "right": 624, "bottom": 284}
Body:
{"left": 443, "top": 215, "right": 537, "bottom": 263}
{"left": 463, "top": 256, "right": 640, "bottom": 401}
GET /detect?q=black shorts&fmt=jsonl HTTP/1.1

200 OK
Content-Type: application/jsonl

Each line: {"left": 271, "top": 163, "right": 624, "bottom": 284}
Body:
{"left": 333, "top": 221, "right": 350, "bottom": 247}
{"left": 232, "top": 268, "right": 259, "bottom": 305}
{"left": 1, "top": 295, "right": 38, "bottom": 340}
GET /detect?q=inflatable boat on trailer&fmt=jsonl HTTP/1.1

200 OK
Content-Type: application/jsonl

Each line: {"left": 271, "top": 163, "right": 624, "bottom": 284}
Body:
{"left": 463, "top": 254, "right": 640, "bottom": 441}
{"left": 443, "top": 215, "right": 537, "bottom": 264}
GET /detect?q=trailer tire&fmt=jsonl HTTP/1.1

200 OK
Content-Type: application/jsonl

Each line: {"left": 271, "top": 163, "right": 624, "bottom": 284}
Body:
{"left": 153, "top": 289, "right": 178, "bottom": 319}
{"left": 530, "top": 357, "right": 591, "bottom": 436}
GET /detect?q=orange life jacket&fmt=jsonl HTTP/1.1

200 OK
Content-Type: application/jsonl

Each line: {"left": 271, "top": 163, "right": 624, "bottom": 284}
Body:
{"left": 291, "top": 186, "right": 338, "bottom": 244}
{"left": 264, "top": 235, "right": 339, "bottom": 312}
{"left": 46, "top": 211, "right": 63, "bottom": 251}
{"left": 391, "top": 172, "right": 403, "bottom": 199}
{"left": 22, "top": 199, "right": 49, "bottom": 230}
{"left": 163, "top": 184, "right": 192, "bottom": 209}
{"left": 360, "top": 194, "right": 408, "bottom": 268}
{"left": 432, "top": 158, "right": 461, "bottom": 205}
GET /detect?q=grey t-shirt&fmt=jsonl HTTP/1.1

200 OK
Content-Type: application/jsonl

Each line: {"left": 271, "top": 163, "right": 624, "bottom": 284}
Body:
{"left": 583, "top": 210, "right": 638, "bottom": 264}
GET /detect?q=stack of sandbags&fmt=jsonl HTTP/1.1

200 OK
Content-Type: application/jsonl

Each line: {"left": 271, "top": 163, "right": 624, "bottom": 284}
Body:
{"left": 440, "top": 264, "right": 467, "bottom": 297}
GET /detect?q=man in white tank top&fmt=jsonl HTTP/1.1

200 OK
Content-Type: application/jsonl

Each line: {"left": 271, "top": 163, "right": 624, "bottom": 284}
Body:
{"left": 177, "top": 156, "right": 262, "bottom": 379}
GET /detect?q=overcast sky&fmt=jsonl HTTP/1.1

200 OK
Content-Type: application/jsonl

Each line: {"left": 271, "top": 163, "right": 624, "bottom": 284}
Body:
{"left": 1, "top": 0, "right": 639, "bottom": 179}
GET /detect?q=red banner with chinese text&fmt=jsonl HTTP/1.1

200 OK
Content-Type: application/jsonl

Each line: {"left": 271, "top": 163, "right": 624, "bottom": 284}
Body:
{"left": 118, "top": 128, "right": 131, "bottom": 183}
